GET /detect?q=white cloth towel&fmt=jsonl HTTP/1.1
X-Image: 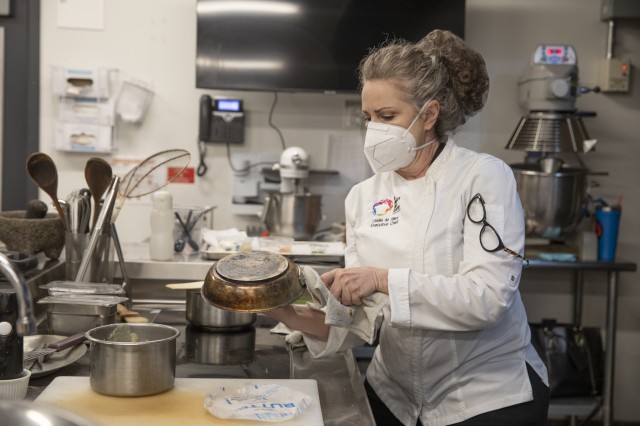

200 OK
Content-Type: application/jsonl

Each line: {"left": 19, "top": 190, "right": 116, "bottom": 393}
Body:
{"left": 269, "top": 321, "right": 305, "bottom": 348}
{"left": 302, "top": 265, "right": 388, "bottom": 345}
{"left": 270, "top": 266, "right": 388, "bottom": 353}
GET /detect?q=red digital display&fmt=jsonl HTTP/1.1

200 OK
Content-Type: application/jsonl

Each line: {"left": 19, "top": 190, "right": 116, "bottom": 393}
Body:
{"left": 547, "top": 48, "right": 563, "bottom": 56}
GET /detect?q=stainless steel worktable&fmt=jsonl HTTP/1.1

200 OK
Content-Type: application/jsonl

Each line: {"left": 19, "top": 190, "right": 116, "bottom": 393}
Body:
{"left": 27, "top": 309, "right": 375, "bottom": 426}
{"left": 26, "top": 243, "right": 374, "bottom": 425}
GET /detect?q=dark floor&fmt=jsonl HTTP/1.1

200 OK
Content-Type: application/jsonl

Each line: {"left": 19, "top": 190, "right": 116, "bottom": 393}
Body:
{"left": 549, "top": 422, "right": 640, "bottom": 426}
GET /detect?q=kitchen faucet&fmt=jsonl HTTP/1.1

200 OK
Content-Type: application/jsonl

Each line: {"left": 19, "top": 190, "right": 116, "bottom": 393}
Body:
{"left": 0, "top": 252, "right": 37, "bottom": 335}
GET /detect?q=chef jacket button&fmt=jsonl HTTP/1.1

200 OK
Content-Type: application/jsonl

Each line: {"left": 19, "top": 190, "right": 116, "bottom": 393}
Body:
{"left": 0, "top": 321, "right": 12, "bottom": 336}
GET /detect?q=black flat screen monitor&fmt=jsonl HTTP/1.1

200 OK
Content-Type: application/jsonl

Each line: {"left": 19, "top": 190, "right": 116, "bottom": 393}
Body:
{"left": 196, "top": 0, "right": 466, "bottom": 94}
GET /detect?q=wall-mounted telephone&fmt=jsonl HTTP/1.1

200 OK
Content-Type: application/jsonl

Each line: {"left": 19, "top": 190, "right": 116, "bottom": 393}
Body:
{"left": 198, "top": 95, "right": 245, "bottom": 144}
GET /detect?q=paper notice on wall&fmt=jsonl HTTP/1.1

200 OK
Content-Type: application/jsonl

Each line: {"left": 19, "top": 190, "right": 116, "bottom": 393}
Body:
{"left": 57, "top": 0, "right": 104, "bottom": 31}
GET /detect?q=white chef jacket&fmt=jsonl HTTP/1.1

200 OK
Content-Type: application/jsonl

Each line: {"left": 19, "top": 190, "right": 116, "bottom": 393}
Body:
{"left": 302, "top": 140, "right": 548, "bottom": 426}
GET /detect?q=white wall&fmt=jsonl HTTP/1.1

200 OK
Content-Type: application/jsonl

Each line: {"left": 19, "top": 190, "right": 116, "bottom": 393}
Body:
{"left": 40, "top": 0, "right": 640, "bottom": 421}
{"left": 39, "top": 0, "right": 362, "bottom": 243}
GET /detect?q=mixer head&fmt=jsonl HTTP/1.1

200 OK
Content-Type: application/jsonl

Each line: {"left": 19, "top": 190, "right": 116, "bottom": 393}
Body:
{"left": 506, "top": 44, "right": 596, "bottom": 153}
{"left": 278, "top": 147, "right": 309, "bottom": 193}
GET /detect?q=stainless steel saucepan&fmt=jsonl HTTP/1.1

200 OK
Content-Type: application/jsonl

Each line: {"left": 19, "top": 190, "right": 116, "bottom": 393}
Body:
{"left": 186, "top": 288, "right": 256, "bottom": 330}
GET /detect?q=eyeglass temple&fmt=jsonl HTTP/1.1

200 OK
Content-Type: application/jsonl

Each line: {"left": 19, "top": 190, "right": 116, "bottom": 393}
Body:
{"left": 502, "top": 246, "right": 528, "bottom": 262}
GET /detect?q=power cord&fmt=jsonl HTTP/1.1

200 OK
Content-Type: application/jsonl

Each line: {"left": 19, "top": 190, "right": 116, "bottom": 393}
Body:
{"left": 224, "top": 91, "right": 287, "bottom": 173}
{"left": 199, "top": 91, "right": 288, "bottom": 176}
{"left": 197, "top": 139, "right": 208, "bottom": 177}
{"left": 269, "top": 91, "right": 287, "bottom": 150}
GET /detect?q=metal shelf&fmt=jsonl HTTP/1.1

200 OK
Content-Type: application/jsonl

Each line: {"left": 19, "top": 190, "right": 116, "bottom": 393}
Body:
{"left": 524, "top": 258, "right": 637, "bottom": 426}
{"left": 549, "top": 397, "right": 600, "bottom": 418}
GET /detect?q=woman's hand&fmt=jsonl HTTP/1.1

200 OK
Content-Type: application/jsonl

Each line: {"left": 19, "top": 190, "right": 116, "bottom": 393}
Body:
{"left": 321, "top": 267, "right": 388, "bottom": 306}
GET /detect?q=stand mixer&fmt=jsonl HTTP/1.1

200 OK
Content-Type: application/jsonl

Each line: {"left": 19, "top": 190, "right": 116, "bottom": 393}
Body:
{"left": 506, "top": 44, "right": 599, "bottom": 240}
{"left": 262, "top": 147, "right": 322, "bottom": 240}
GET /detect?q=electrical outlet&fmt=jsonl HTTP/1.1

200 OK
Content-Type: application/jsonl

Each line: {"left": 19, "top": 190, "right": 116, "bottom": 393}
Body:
{"left": 598, "top": 58, "right": 631, "bottom": 93}
{"left": 343, "top": 100, "right": 363, "bottom": 129}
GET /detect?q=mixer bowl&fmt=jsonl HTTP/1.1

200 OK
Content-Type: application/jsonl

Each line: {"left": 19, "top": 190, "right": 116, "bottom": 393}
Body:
{"left": 261, "top": 192, "right": 322, "bottom": 240}
{"left": 511, "top": 163, "right": 588, "bottom": 239}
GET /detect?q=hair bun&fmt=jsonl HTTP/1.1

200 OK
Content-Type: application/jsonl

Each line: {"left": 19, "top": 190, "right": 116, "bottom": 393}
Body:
{"left": 419, "top": 30, "right": 489, "bottom": 118}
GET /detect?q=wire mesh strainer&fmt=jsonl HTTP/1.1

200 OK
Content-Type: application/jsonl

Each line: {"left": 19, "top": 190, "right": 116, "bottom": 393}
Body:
{"left": 111, "top": 149, "right": 191, "bottom": 222}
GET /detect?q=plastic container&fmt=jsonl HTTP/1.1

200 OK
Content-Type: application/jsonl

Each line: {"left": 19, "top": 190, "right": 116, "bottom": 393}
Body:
{"left": 256, "top": 236, "right": 294, "bottom": 253}
{"left": 595, "top": 206, "right": 621, "bottom": 261}
{"left": 150, "top": 191, "right": 175, "bottom": 261}
{"left": 578, "top": 230, "right": 598, "bottom": 262}
{"left": 173, "top": 206, "right": 214, "bottom": 254}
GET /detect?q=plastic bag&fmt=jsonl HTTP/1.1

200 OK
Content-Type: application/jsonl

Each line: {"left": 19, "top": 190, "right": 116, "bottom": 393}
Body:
{"left": 204, "top": 383, "right": 310, "bottom": 422}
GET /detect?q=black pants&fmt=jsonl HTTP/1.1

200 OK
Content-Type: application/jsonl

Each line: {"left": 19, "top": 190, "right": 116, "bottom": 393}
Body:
{"left": 365, "top": 364, "right": 550, "bottom": 426}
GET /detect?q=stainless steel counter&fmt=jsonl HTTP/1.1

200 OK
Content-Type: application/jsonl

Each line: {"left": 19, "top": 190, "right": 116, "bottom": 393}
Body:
{"left": 27, "top": 307, "right": 374, "bottom": 426}
{"left": 26, "top": 243, "right": 374, "bottom": 425}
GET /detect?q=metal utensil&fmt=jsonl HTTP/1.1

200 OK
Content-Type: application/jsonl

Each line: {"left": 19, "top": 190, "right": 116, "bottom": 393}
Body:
{"left": 75, "top": 176, "right": 120, "bottom": 282}
{"left": 187, "top": 205, "right": 216, "bottom": 228}
{"left": 111, "top": 149, "right": 191, "bottom": 222}
{"left": 23, "top": 331, "right": 87, "bottom": 362}
{"left": 174, "top": 210, "right": 199, "bottom": 252}
{"left": 66, "top": 190, "right": 88, "bottom": 234}
{"left": 25, "top": 152, "right": 69, "bottom": 232}
{"left": 85, "top": 157, "right": 113, "bottom": 230}
{"left": 25, "top": 342, "right": 46, "bottom": 371}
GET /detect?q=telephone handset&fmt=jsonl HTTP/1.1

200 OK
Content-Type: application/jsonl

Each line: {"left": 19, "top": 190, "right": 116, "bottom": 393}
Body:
{"left": 199, "top": 94, "right": 213, "bottom": 142}
{"left": 198, "top": 95, "right": 245, "bottom": 144}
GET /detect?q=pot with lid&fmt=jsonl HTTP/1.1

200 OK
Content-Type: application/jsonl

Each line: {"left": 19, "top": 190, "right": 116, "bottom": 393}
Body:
{"left": 202, "top": 251, "right": 307, "bottom": 312}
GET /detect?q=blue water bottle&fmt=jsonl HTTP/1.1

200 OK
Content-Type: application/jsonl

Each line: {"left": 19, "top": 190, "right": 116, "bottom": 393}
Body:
{"left": 595, "top": 206, "right": 621, "bottom": 262}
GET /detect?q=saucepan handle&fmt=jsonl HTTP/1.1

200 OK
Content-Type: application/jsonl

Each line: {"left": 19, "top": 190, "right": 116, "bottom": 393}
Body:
{"left": 48, "top": 331, "right": 87, "bottom": 351}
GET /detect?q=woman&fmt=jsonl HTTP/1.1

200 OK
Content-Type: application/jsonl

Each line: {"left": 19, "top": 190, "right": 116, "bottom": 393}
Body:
{"left": 268, "top": 30, "right": 549, "bottom": 426}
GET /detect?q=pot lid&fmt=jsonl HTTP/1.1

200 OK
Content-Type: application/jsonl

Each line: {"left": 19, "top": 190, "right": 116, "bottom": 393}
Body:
{"left": 215, "top": 251, "right": 289, "bottom": 283}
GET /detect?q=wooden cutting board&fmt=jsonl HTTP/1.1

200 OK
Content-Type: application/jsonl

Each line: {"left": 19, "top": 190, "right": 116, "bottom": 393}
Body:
{"left": 36, "top": 377, "right": 323, "bottom": 426}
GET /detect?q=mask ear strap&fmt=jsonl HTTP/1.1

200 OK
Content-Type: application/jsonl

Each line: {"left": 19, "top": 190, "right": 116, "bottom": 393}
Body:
{"left": 401, "top": 99, "right": 432, "bottom": 140}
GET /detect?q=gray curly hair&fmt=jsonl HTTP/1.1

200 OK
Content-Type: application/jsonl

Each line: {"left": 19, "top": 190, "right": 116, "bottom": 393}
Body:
{"left": 358, "top": 30, "right": 489, "bottom": 140}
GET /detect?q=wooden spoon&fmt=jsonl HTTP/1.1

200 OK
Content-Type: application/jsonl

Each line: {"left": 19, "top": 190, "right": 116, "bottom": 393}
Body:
{"left": 25, "top": 152, "right": 69, "bottom": 231}
{"left": 165, "top": 281, "right": 204, "bottom": 290}
{"left": 84, "top": 157, "right": 113, "bottom": 229}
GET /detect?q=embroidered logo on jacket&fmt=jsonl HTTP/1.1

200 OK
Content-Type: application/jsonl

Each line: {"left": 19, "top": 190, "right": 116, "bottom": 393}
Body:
{"left": 370, "top": 196, "right": 400, "bottom": 227}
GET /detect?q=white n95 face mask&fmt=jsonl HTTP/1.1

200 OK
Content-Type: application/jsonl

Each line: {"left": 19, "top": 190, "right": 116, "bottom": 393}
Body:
{"left": 363, "top": 101, "right": 436, "bottom": 173}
